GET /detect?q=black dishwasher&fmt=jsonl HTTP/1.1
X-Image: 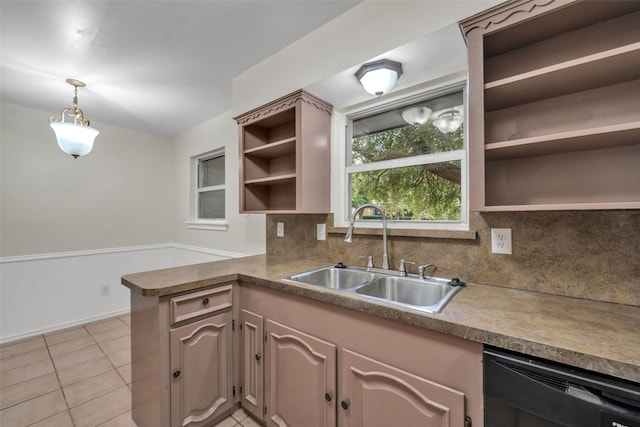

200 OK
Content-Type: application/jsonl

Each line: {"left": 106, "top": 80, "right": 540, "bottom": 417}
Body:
{"left": 484, "top": 346, "right": 640, "bottom": 427}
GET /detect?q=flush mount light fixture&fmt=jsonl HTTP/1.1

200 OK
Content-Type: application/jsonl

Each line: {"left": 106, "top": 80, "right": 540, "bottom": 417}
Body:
{"left": 49, "top": 78, "right": 99, "bottom": 159}
{"left": 401, "top": 106, "right": 432, "bottom": 126}
{"left": 432, "top": 108, "right": 463, "bottom": 133}
{"left": 355, "top": 59, "right": 403, "bottom": 97}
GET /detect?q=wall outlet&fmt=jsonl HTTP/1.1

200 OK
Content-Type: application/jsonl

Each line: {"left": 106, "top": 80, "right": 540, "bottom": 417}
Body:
{"left": 101, "top": 285, "right": 111, "bottom": 296}
{"left": 491, "top": 228, "right": 512, "bottom": 254}
{"left": 276, "top": 222, "right": 285, "bottom": 237}
{"left": 316, "top": 224, "right": 326, "bottom": 241}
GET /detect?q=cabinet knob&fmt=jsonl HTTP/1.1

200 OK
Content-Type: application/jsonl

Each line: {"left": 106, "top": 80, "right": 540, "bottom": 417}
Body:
{"left": 172, "top": 370, "right": 181, "bottom": 378}
{"left": 202, "top": 298, "right": 209, "bottom": 305}
{"left": 341, "top": 400, "right": 349, "bottom": 410}
{"left": 325, "top": 392, "right": 333, "bottom": 402}
{"left": 255, "top": 353, "right": 262, "bottom": 361}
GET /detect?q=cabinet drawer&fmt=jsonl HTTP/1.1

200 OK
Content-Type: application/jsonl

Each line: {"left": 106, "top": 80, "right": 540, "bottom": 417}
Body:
{"left": 170, "top": 284, "right": 233, "bottom": 325}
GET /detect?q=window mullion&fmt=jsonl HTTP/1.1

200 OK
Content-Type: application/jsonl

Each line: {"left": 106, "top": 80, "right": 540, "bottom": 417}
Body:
{"left": 346, "top": 149, "right": 465, "bottom": 174}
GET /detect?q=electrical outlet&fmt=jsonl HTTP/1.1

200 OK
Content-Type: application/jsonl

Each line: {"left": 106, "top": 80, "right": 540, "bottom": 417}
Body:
{"left": 491, "top": 228, "right": 512, "bottom": 254}
{"left": 276, "top": 222, "right": 284, "bottom": 237}
{"left": 101, "top": 285, "right": 111, "bottom": 296}
{"left": 316, "top": 224, "right": 326, "bottom": 240}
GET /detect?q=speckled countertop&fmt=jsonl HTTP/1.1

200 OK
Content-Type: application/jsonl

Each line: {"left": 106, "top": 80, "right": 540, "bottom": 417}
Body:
{"left": 121, "top": 254, "right": 640, "bottom": 383}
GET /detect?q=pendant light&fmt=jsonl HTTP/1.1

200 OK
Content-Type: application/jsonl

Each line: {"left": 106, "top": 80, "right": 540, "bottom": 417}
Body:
{"left": 355, "top": 59, "right": 403, "bottom": 97}
{"left": 401, "top": 106, "right": 432, "bottom": 126}
{"left": 432, "top": 109, "right": 463, "bottom": 134}
{"left": 49, "top": 79, "right": 99, "bottom": 159}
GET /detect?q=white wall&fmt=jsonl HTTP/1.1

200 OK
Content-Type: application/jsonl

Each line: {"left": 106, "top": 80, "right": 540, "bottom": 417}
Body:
{"left": 0, "top": 244, "right": 230, "bottom": 343}
{"left": 172, "top": 111, "right": 266, "bottom": 254}
{"left": 0, "top": 102, "right": 174, "bottom": 256}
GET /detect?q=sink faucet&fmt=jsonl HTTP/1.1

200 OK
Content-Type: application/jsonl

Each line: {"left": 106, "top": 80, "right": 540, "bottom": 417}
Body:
{"left": 344, "top": 203, "right": 389, "bottom": 270}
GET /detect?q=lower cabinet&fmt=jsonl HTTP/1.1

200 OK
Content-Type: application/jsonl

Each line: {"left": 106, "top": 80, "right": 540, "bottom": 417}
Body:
{"left": 240, "top": 305, "right": 468, "bottom": 427}
{"left": 170, "top": 311, "right": 234, "bottom": 427}
{"left": 340, "top": 349, "right": 465, "bottom": 427}
{"left": 130, "top": 283, "right": 237, "bottom": 427}
{"left": 265, "top": 319, "right": 336, "bottom": 427}
{"left": 240, "top": 309, "right": 265, "bottom": 420}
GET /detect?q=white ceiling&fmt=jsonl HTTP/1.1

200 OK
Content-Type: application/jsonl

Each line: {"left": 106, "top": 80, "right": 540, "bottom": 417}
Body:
{"left": 0, "top": 0, "right": 361, "bottom": 136}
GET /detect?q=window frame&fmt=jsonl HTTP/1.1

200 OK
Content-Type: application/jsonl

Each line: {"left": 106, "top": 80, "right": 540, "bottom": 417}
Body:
{"left": 185, "top": 148, "right": 228, "bottom": 231}
{"left": 333, "top": 80, "right": 469, "bottom": 232}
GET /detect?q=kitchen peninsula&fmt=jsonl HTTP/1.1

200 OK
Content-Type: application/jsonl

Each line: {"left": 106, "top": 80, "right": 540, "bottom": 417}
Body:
{"left": 122, "top": 254, "right": 640, "bottom": 426}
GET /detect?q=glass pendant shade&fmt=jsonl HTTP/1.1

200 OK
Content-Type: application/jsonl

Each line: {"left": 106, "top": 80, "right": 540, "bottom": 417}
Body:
{"left": 355, "top": 59, "right": 403, "bottom": 97}
{"left": 50, "top": 122, "right": 99, "bottom": 158}
{"left": 401, "top": 106, "right": 432, "bottom": 125}
{"left": 432, "top": 110, "right": 463, "bottom": 133}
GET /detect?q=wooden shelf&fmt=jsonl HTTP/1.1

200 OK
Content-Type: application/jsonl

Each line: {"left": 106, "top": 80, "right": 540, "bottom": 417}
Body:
{"left": 482, "top": 1, "right": 640, "bottom": 57}
{"left": 235, "top": 89, "right": 332, "bottom": 213}
{"left": 484, "top": 42, "right": 640, "bottom": 111}
{"left": 244, "top": 137, "right": 296, "bottom": 158}
{"left": 480, "top": 201, "right": 640, "bottom": 212}
{"left": 461, "top": 0, "right": 640, "bottom": 212}
{"left": 244, "top": 174, "right": 296, "bottom": 186}
{"left": 485, "top": 121, "right": 640, "bottom": 160}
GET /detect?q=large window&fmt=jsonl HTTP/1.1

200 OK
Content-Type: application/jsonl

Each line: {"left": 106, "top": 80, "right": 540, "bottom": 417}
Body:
{"left": 345, "top": 85, "right": 467, "bottom": 229}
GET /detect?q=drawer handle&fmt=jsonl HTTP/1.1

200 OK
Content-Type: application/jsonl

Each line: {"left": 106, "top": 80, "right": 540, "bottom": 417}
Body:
{"left": 255, "top": 353, "right": 262, "bottom": 361}
{"left": 341, "top": 400, "right": 349, "bottom": 410}
{"left": 202, "top": 298, "right": 209, "bottom": 305}
{"left": 173, "top": 370, "right": 181, "bottom": 378}
{"left": 325, "top": 392, "right": 333, "bottom": 402}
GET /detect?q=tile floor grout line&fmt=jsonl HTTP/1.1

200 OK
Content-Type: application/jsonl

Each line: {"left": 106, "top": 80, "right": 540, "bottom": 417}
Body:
{"left": 87, "top": 320, "right": 131, "bottom": 387}
{"left": 43, "top": 332, "right": 78, "bottom": 427}
{"left": 79, "top": 321, "right": 132, "bottom": 426}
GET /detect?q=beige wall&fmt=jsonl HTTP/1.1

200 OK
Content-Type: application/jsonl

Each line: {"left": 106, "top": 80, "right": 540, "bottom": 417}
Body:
{"left": 0, "top": 102, "right": 174, "bottom": 257}
{"left": 171, "top": 111, "right": 266, "bottom": 255}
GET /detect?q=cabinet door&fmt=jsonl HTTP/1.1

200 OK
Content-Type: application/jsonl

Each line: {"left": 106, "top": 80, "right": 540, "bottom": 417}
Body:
{"left": 170, "top": 311, "right": 233, "bottom": 427}
{"left": 339, "top": 348, "right": 465, "bottom": 427}
{"left": 241, "top": 309, "right": 264, "bottom": 420}
{"left": 265, "top": 319, "right": 336, "bottom": 427}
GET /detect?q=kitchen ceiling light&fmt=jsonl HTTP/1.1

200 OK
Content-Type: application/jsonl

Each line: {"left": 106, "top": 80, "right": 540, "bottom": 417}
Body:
{"left": 401, "top": 106, "right": 432, "bottom": 126}
{"left": 49, "top": 79, "right": 99, "bottom": 159}
{"left": 355, "top": 59, "right": 403, "bottom": 97}
{"left": 432, "top": 109, "right": 463, "bottom": 133}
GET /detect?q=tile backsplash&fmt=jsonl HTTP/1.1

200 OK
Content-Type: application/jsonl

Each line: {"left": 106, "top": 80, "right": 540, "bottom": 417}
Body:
{"left": 267, "top": 211, "right": 640, "bottom": 307}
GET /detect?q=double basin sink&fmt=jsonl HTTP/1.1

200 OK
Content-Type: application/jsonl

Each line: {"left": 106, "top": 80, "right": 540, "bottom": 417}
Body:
{"left": 284, "top": 264, "right": 465, "bottom": 314}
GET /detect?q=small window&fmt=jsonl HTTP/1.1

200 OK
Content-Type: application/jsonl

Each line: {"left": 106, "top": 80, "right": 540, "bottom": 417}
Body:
{"left": 197, "top": 152, "right": 225, "bottom": 220}
{"left": 345, "top": 85, "right": 467, "bottom": 229}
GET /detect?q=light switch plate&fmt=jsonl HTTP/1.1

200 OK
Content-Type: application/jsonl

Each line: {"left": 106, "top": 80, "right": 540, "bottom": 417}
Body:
{"left": 317, "top": 224, "right": 326, "bottom": 240}
{"left": 276, "top": 222, "right": 284, "bottom": 237}
{"left": 491, "top": 228, "right": 512, "bottom": 254}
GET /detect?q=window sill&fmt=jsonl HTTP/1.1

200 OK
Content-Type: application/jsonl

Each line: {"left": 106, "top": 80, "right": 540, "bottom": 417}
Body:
{"left": 184, "top": 220, "right": 229, "bottom": 231}
{"left": 327, "top": 225, "right": 476, "bottom": 240}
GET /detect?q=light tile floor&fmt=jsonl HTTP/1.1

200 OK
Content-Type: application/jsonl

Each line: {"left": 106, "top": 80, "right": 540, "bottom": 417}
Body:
{"left": 0, "top": 314, "right": 257, "bottom": 427}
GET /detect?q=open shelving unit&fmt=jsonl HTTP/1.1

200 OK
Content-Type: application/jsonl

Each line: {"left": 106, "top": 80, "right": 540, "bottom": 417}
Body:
{"left": 460, "top": 0, "right": 640, "bottom": 211}
{"left": 234, "top": 90, "right": 333, "bottom": 213}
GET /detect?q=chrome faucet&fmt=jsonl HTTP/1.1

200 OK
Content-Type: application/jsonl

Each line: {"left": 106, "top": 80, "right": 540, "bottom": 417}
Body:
{"left": 344, "top": 204, "right": 389, "bottom": 270}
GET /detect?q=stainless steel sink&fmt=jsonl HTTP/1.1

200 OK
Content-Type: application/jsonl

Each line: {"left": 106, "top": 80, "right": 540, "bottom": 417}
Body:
{"left": 355, "top": 276, "right": 463, "bottom": 313}
{"left": 285, "top": 265, "right": 464, "bottom": 313}
{"left": 285, "top": 266, "right": 375, "bottom": 290}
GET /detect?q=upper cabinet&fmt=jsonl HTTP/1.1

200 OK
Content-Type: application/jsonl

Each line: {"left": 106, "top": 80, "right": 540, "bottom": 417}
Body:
{"left": 460, "top": 0, "right": 640, "bottom": 211}
{"left": 234, "top": 90, "right": 333, "bottom": 213}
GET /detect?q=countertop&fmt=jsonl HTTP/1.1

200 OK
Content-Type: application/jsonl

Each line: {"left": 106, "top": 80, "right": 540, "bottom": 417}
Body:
{"left": 121, "top": 254, "right": 640, "bottom": 383}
